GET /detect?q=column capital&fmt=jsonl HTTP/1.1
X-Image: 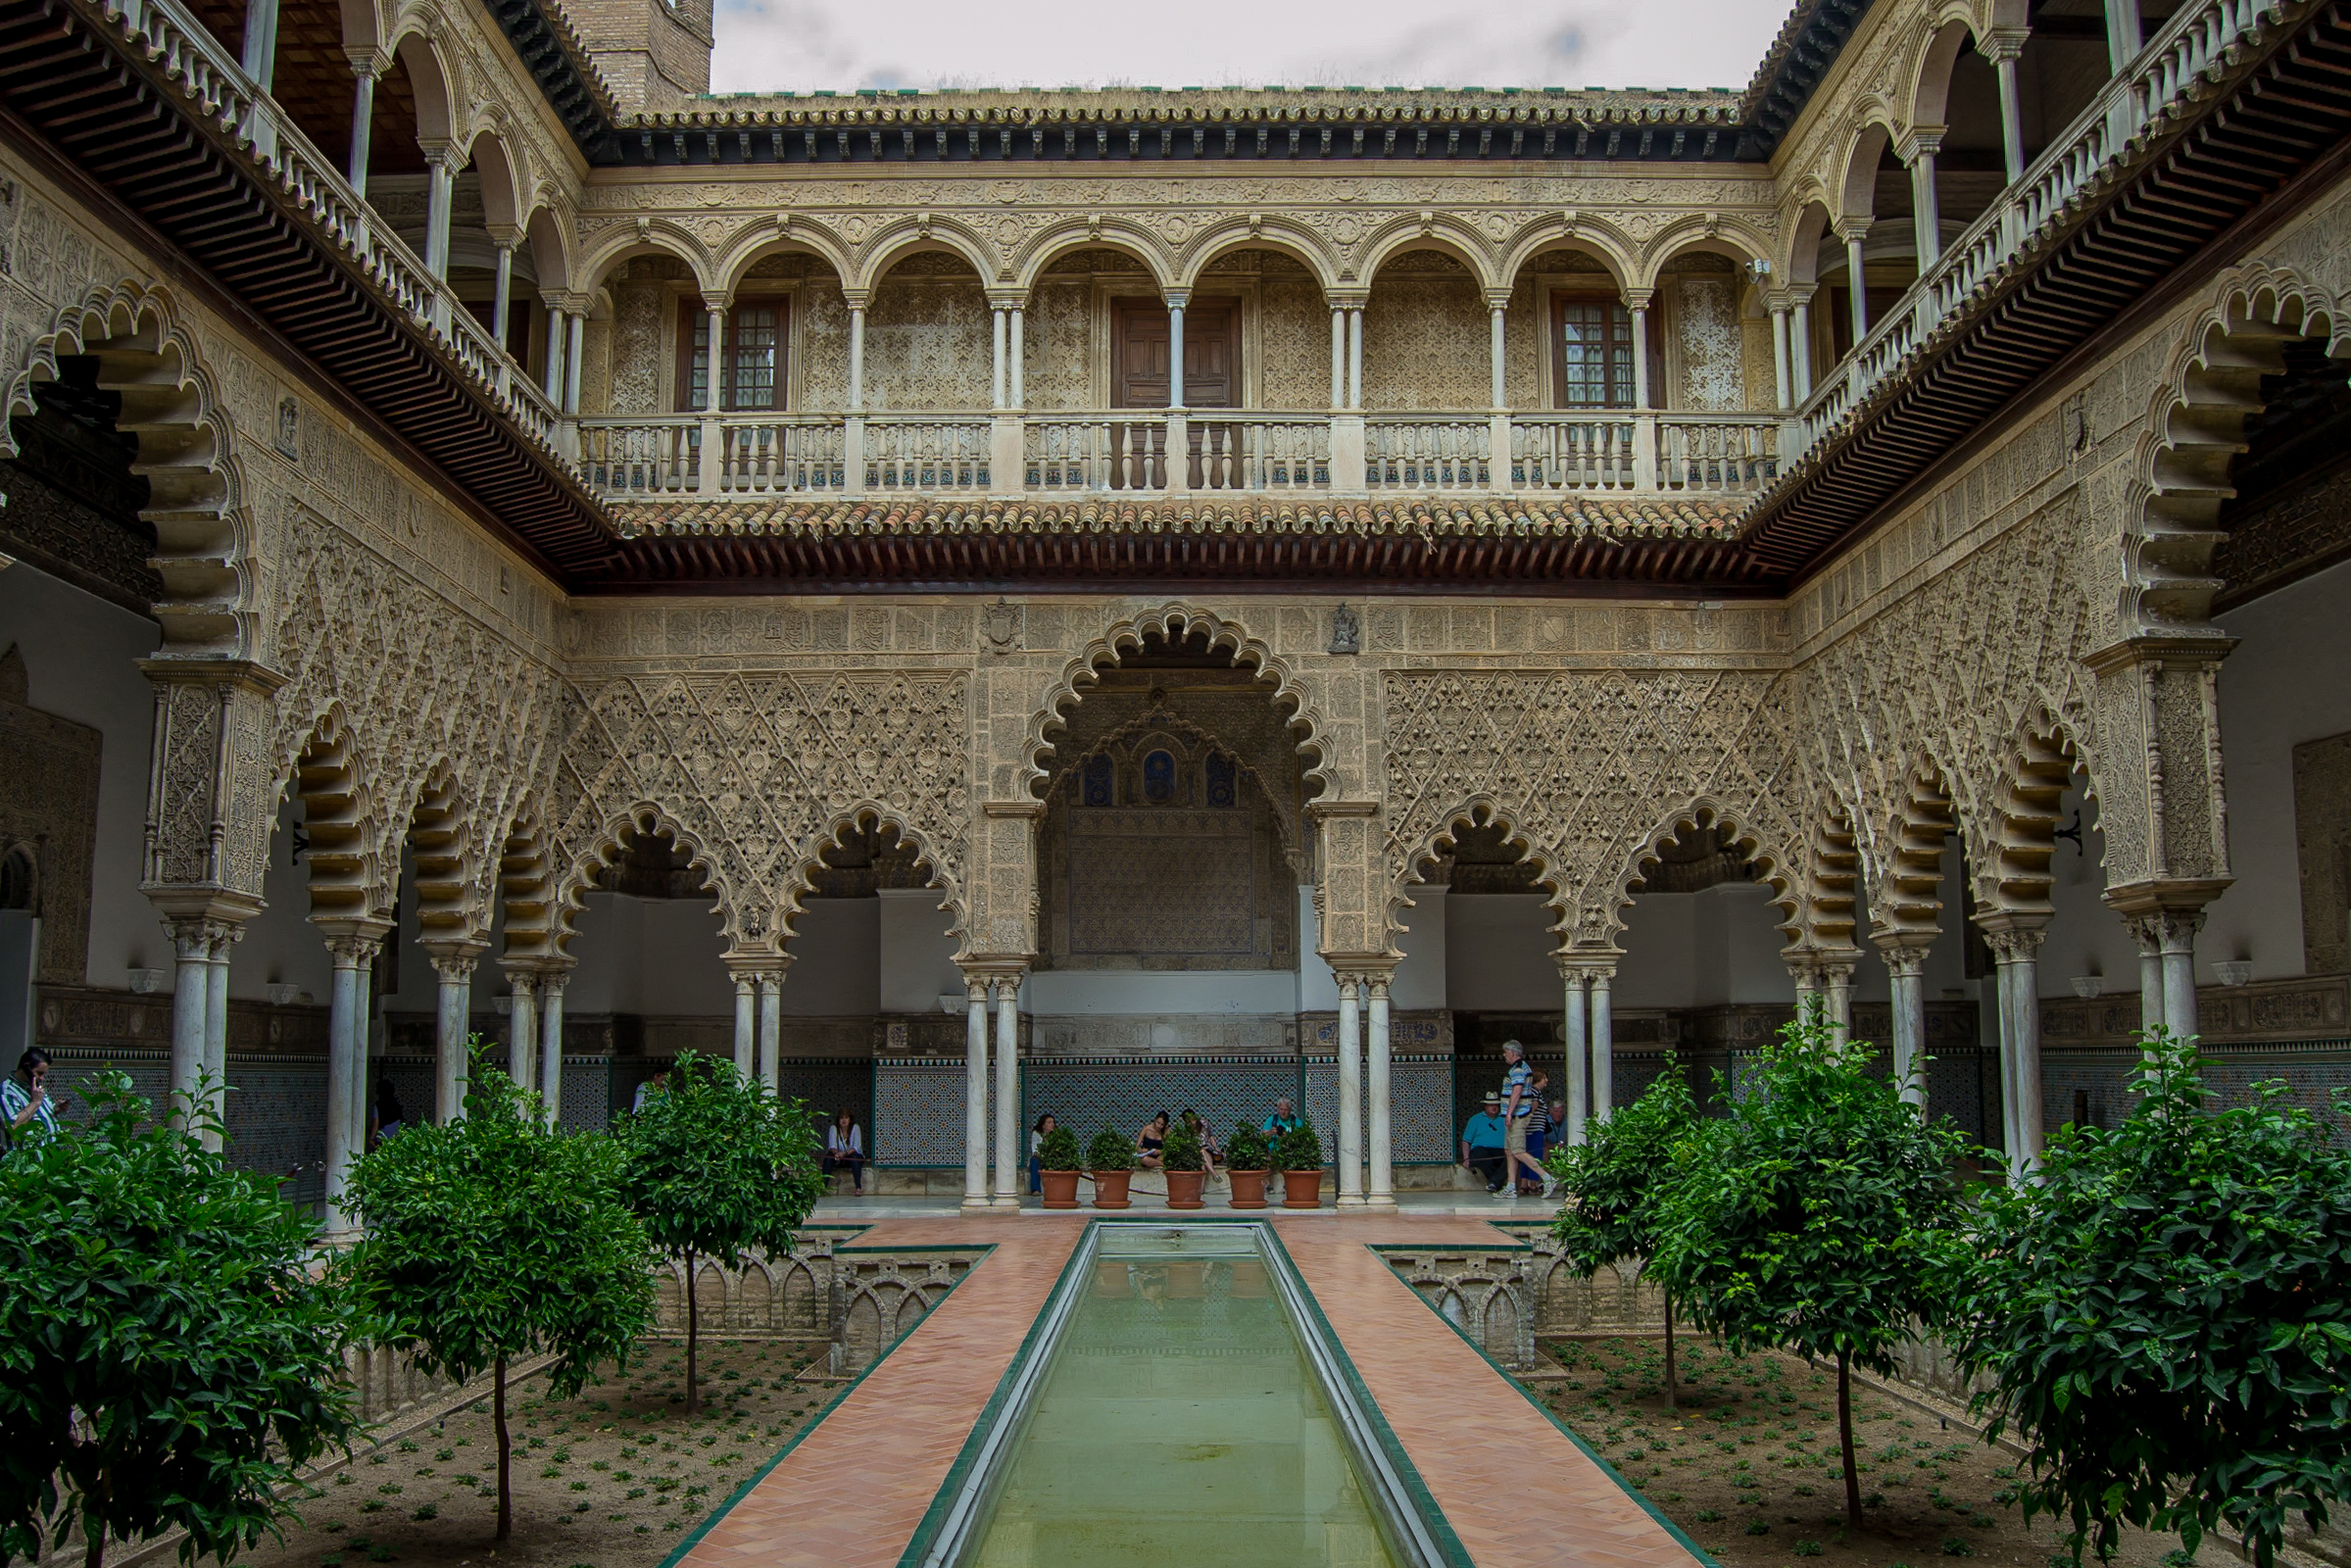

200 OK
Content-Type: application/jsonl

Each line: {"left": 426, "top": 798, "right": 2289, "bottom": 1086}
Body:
{"left": 1554, "top": 948, "right": 1622, "bottom": 979}
{"left": 1982, "top": 923, "right": 2048, "bottom": 964}
{"left": 1879, "top": 944, "right": 1930, "bottom": 980}
{"left": 1785, "top": 281, "right": 1819, "bottom": 306}
{"left": 987, "top": 288, "right": 1030, "bottom": 311}
{"left": 1981, "top": 25, "right": 2028, "bottom": 60}
{"left": 840, "top": 288, "right": 871, "bottom": 311}
{"left": 722, "top": 952, "right": 793, "bottom": 979}
{"left": 343, "top": 45, "right": 389, "bottom": 79}
{"left": 422, "top": 937, "right": 490, "bottom": 982}
{"left": 1325, "top": 290, "right": 1369, "bottom": 311}
{"left": 1621, "top": 286, "right": 1655, "bottom": 312}
{"left": 485, "top": 223, "right": 523, "bottom": 253}
{"left": 1896, "top": 127, "right": 1944, "bottom": 164}
{"left": 418, "top": 139, "right": 464, "bottom": 173}
{"left": 1813, "top": 953, "right": 1861, "bottom": 986}
{"left": 1159, "top": 287, "right": 1191, "bottom": 310}
{"left": 1833, "top": 216, "right": 1872, "bottom": 244}
{"left": 317, "top": 916, "right": 394, "bottom": 967}
{"left": 1483, "top": 288, "right": 1515, "bottom": 312}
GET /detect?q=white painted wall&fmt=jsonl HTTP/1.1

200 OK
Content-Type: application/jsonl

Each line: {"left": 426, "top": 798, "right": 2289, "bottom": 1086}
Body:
{"left": 1298, "top": 884, "right": 1337, "bottom": 1012}
{"left": 2210, "top": 558, "right": 2351, "bottom": 980}
{"left": 1445, "top": 895, "right": 1559, "bottom": 1009}
{"left": 1392, "top": 888, "right": 1447, "bottom": 1009}
{"left": 235, "top": 795, "right": 333, "bottom": 1003}
{"left": 0, "top": 563, "right": 160, "bottom": 986}
{"left": 874, "top": 888, "right": 957, "bottom": 1013}
{"left": 563, "top": 893, "right": 734, "bottom": 1014}
{"left": 1023, "top": 970, "right": 1302, "bottom": 1014}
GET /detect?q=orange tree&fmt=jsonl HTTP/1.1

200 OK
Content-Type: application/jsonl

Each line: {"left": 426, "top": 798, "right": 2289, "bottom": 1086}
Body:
{"left": 1945, "top": 1030, "right": 2351, "bottom": 1567}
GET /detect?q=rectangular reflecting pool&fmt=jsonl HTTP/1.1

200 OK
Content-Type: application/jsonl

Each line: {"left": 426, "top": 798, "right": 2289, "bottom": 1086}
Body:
{"left": 923, "top": 1223, "right": 1446, "bottom": 1568}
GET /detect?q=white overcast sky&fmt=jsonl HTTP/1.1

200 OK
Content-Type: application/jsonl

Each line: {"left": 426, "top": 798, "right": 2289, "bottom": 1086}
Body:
{"left": 708, "top": 0, "right": 1795, "bottom": 96}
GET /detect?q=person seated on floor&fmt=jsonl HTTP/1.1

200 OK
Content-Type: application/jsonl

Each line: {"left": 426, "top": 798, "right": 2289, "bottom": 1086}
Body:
{"left": 1180, "top": 1108, "right": 1221, "bottom": 1168}
{"left": 1136, "top": 1111, "right": 1170, "bottom": 1169}
{"left": 823, "top": 1108, "right": 866, "bottom": 1194}
{"left": 1461, "top": 1092, "right": 1509, "bottom": 1193}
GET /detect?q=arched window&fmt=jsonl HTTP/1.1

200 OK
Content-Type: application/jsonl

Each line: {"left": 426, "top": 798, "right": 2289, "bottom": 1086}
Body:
{"left": 1142, "top": 749, "right": 1177, "bottom": 805}
{"left": 1205, "top": 753, "right": 1237, "bottom": 808}
{"left": 1081, "top": 755, "right": 1114, "bottom": 808}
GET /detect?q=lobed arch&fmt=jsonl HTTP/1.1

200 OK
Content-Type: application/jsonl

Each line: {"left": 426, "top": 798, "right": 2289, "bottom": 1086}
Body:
{"left": 712, "top": 229, "right": 855, "bottom": 301}
{"left": 1020, "top": 602, "right": 1336, "bottom": 802}
{"left": 401, "top": 759, "right": 484, "bottom": 945}
{"left": 1793, "top": 805, "right": 1864, "bottom": 956}
{"left": 2131, "top": 265, "right": 2349, "bottom": 633}
{"left": 578, "top": 222, "right": 718, "bottom": 299}
{"left": 550, "top": 804, "right": 742, "bottom": 959}
{"left": 1171, "top": 222, "right": 1342, "bottom": 294}
{"left": 1386, "top": 801, "right": 1566, "bottom": 943}
{"left": 1866, "top": 754, "right": 1963, "bottom": 944}
{"left": 1634, "top": 220, "right": 1777, "bottom": 293}
{"left": 1974, "top": 717, "right": 2085, "bottom": 919}
{"left": 850, "top": 220, "right": 999, "bottom": 295}
{"left": 281, "top": 707, "right": 386, "bottom": 923}
{"left": 1042, "top": 705, "right": 1306, "bottom": 873}
{"left": 1600, "top": 799, "right": 1802, "bottom": 951}
{"left": 1007, "top": 224, "right": 1175, "bottom": 295}
{"left": 2, "top": 280, "right": 250, "bottom": 657}
{"left": 1495, "top": 220, "right": 1640, "bottom": 297}
{"left": 1356, "top": 218, "right": 1499, "bottom": 292}
{"left": 494, "top": 804, "right": 558, "bottom": 962}
{"left": 774, "top": 803, "right": 967, "bottom": 955}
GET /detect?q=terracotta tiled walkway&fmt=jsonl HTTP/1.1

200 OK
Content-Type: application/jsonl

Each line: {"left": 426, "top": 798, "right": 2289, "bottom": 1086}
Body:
{"left": 674, "top": 1213, "right": 1702, "bottom": 1568}
{"left": 1277, "top": 1216, "right": 1706, "bottom": 1568}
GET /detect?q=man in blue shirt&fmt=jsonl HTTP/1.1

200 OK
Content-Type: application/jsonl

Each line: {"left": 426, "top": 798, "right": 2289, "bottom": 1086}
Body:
{"left": 1460, "top": 1092, "right": 1508, "bottom": 1193}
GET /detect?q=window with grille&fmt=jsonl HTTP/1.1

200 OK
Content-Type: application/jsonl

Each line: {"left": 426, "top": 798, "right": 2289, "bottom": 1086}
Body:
{"left": 1553, "top": 296, "right": 1635, "bottom": 409}
{"left": 676, "top": 300, "right": 788, "bottom": 412}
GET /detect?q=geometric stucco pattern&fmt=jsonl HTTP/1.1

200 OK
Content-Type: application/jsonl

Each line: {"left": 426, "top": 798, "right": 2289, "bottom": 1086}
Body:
{"left": 552, "top": 671, "right": 971, "bottom": 954}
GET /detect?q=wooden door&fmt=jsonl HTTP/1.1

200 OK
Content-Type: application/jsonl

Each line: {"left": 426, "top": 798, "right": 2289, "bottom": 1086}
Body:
{"left": 1182, "top": 301, "right": 1238, "bottom": 409}
{"left": 1110, "top": 298, "right": 1241, "bottom": 408}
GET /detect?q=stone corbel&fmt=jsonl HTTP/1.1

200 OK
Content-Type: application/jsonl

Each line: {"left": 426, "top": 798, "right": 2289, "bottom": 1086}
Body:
{"left": 2085, "top": 634, "right": 2236, "bottom": 898}
{"left": 137, "top": 658, "right": 288, "bottom": 904}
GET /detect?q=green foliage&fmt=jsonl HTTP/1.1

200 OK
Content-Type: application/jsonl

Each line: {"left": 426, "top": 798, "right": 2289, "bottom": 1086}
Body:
{"left": 1161, "top": 1125, "right": 1203, "bottom": 1172}
{"left": 1224, "top": 1122, "right": 1269, "bottom": 1171}
{"left": 1272, "top": 1122, "right": 1324, "bottom": 1173}
{"left": 1036, "top": 1126, "right": 1082, "bottom": 1171}
{"left": 1550, "top": 1062, "right": 1698, "bottom": 1273}
{"left": 336, "top": 1047, "right": 657, "bottom": 1540}
{"left": 1943, "top": 1030, "right": 2351, "bottom": 1568}
{"left": 1086, "top": 1128, "right": 1134, "bottom": 1172}
{"left": 0, "top": 1074, "right": 360, "bottom": 1568}
{"left": 1651, "top": 1017, "right": 1968, "bottom": 1526}
{"left": 616, "top": 1053, "right": 823, "bottom": 1415}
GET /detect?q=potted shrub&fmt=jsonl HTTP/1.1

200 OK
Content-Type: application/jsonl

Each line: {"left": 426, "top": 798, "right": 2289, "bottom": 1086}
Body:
{"left": 1225, "top": 1122, "right": 1271, "bottom": 1209}
{"left": 1163, "top": 1124, "right": 1206, "bottom": 1209}
{"left": 1087, "top": 1128, "right": 1135, "bottom": 1209}
{"left": 1275, "top": 1123, "right": 1325, "bottom": 1208}
{"left": 1037, "top": 1125, "right": 1083, "bottom": 1209}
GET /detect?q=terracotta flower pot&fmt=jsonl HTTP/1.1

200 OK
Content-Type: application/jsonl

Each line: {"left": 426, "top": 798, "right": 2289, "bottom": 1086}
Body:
{"left": 1166, "top": 1169, "right": 1206, "bottom": 1209}
{"left": 1040, "top": 1169, "right": 1081, "bottom": 1209}
{"left": 1281, "top": 1168, "right": 1325, "bottom": 1208}
{"left": 1091, "top": 1168, "right": 1133, "bottom": 1209}
{"left": 1228, "top": 1169, "right": 1270, "bottom": 1209}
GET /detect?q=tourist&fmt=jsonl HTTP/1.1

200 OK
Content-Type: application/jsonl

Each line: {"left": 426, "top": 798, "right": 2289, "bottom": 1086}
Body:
{"left": 824, "top": 1109, "right": 866, "bottom": 1194}
{"left": 631, "top": 1066, "right": 669, "bottom": 1113}
{"left": 1517, "top": 1073, "right": 1552, "bottom": 1196}
{"left": 1028, "top": 1112, "right": 1056, "bottom": 1195}
{"left": 2, "top": 1047, "right": 58, "bottom": 1150}
{"left": 1262, "top": 1097, "right": 1305, "bottom": 1139}
{"left": 370, "top": 1079, "right": 406, "bottom": 1148}
{"left": 1180, "top": 1108, "right": 1220, "bottom": 1168}
{"left": 1498, "top": 1041, "right": 1555, "bottom": 1200}
{"left": 1136, "top": 1111, "right": 1170, "bottom": 1169}
{"left": 1461, "top": 1091, "right": 1508, "bottom": 1193}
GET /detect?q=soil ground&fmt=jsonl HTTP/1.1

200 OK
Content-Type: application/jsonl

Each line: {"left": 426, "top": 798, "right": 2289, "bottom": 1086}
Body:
{"left": 1527, "top": 1336, "right": 2184, "bottom": 1568}
{"left": 230, "top": 1339, "right": 835, "bottom": 1568}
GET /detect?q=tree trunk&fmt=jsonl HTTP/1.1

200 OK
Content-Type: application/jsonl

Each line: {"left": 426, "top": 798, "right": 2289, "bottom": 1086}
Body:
{"left": 1664, "top": 1297, "right": 1678, "bottom": 1410}
{"left": 1837, "top": 1349, "right": 1862, "bottom": 1528}
{"left": 81, "top": 1478, "right": 107, "bottom": 1568}
{"left": 684, "top": 1251, "right": 701, "bottom": 1416}
{"left": 493, "top": 1354, "right": 512, "bottom": 1541}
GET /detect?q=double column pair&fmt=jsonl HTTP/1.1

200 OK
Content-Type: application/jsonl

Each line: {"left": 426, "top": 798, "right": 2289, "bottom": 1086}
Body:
{"left": 494, "top": 962, "right": 575, "bottom": 1128}
{"left": 727, "top": 959, "right": 790, "bottom": 1091}
{"left": 960, "top": 968, "right": 1025, "bottom": 1210}
{"left": 1331, "top": 969, "right": 1395, "bottom": 1210}
{"left": 159, "top": 902, "right": 252, "bottom": 1153}
{"left": 1556, "top": 956, "right": 1618, "bottom": 1148}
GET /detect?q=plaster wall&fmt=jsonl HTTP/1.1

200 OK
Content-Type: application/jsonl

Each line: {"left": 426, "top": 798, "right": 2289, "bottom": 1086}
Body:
{"left": 875, "top": 887, "right": 961, "bottom": 1013}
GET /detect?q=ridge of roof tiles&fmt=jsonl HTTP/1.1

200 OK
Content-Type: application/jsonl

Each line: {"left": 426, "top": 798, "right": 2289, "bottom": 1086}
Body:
{"left": 604, "top": 495, "right": 1752, "bottom": 539}
{"left": 639, "top": 86, "right": 1747, "bottom": 129}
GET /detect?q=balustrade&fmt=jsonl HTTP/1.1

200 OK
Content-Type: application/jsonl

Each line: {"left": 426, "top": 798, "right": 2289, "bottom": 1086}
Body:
{"left": 1511, "top": 416, "right": 1639, "bottom": 492}
{"left": 865, "top": 418, "right": 992, "bottom": 493}
{"left": 1365, "top": 420, "right": 1492, "bottom": 491}
{"left": 1656, "top": 417, "right": 1781, "bottom": 495}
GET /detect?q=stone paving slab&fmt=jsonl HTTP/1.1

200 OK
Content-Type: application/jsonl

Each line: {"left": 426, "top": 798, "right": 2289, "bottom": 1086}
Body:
{"left": 675, "top": 1211, "right": 1703, "bottom": 1568}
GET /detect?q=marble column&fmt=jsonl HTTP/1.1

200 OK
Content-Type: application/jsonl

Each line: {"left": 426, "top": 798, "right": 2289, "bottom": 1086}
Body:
{"left": 1628, "top": 299, "right": 1652, "bottom": 410}
{"left": 1907, "top": 135, "right": 1943, "bottom": 268}
{"left": 345, "top": 54, "right": 380, "bottom": 195}
{"left": 1790, "top": 291, "right": 1815, "bottom": 401}
{"left": 1990, "top": 39, "right": 2026, "bottom": 182}
{"left": 994, "top": 972, "right": 1023, "bottom": 1206}
{"left": 758, "top": 970, "right": 782, "bottom": 1093}
{"left": 421, "top": 147, "right": 457, "bottom": 280}
{"left": 323, "top": 926, "right": 385, "bottom": 1231}
{"left": 1366, "top": 974, "right": 1395, "bottom": 1211}
{"left": 1770, "top": 303, "right": 1792, "bottom": 409}
{"left": 1561, "top": 962, "right": 1589, "bottom": 1147}
{"left": 847, "top": 302, "right": 867, "bottom": 412}
{"left": 1843, "top": 228, "right": 1870, "bottom": 343}
{"left": 563, "top": 312, "right": 585, "bottom": 416}
{"left": 1329, "top": 305, "right": 1346, "bottom": 408}
{"left": 1879, "top": 941, "right": 1931, "bottom": 1109}
{"left": 202, "top": 925, "right": 239, "bottom": 1151}
{"left": 1487, "top": 303, "right": 1506, "bottom": 410}
{"left": 504, "top": 969, "right": 537, "bottom": 1091}
{"left": 1008, "top": 306, "right": 1025, "bottom": 409}
{"left": 427, "top": 942, "right": 484, "bottom": 1123}
{"left": 1788, "top": 956, "right": 1822, "bottom": 1024}
{"left": 730, "top": 970, "right": 757, "bottom": 1075}
{"left": 166, "top": 916, "right": 220, "bottom": 1132}
{"left": 962, "top": 975, "right": 990, "bottom": 1210}
{"left": 1589, "top": 967, "right": 1615, "bottom": 1124}
{"left": 1987, "top": 924, "right": 2047, "bottom": 1175}
{"left": 705, "top": 302, "right": 727, "bottom": 414}
{"left": 491, "top": 241, "right": 514, "bottom": 347}
{"left": 1820, "top": 956, "right": 1856, "bottom": 1042}
{"left": 991, "top": 307, "right": 1007, "bottom": 410}
{"left": 1336, "top": 974, "right": 1364, "bottom": 1206}
{"left": 543, "top": 306, "right": 565, "bottom": 403}
{"left": 1347, "top": 307, "right": 1364, "bottom": 409}
{"left": 2157, "top": 910, "right": 2203, "bottom": 1043}
{"left": 2106, "top": 0, "right": 2142, "bottom": 68}
{"left": 538, "top": 972, "right": 568, "bottom": 1129}
{"left": 2129, "top": 914, "right": 2167, "bottom": 1036}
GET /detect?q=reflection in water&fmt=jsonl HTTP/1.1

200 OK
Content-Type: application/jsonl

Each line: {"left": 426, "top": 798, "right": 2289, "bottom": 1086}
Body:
{"left": 972, "top": 1235, "right": 1397, "bottom": 1568}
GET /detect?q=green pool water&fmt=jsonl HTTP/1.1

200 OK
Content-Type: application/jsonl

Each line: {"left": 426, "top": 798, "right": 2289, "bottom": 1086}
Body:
{"left": 969, "top": 1230, "right": 1400, "bottom": 1568}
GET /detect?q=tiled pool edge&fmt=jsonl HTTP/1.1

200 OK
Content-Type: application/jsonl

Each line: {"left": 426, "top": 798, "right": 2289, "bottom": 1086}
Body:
{"left": 654, "top": 1241, "right": 1001, "bottom": 1568}
{"left": 1362, "top": 1242, "right": 1726, "bottom": 1568}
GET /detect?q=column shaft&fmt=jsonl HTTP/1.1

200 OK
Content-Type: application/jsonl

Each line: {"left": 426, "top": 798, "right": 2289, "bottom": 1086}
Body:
{"left": 347, "top": 67, "right": 376, "bottom": 195}
{"left": 1770, "top": 307, "right": 1792, "bottom": 409}
{"left": 202, "top": 936, "right": 233, "bottom": 1151}
{"left": 993, "top": 977, "right": 1021, "bottom": 1206}
{"left": 758, "top": 973, "right": 782, "bottom": 1093}
{"left": 1995, "top": 54, "right": 2026, "bottom": 182}
{"left": 1167, "top": 302, "right": 1187, "bottom": 409}
{"left": 324, "top": 951, "right": 364, "bottom": 1227}
{"left": 2012, "top": 946, "right": 2044, "bottom": 1171}
{"left": 1488, "top": 305, "right": 1506, "bottom": 409}
{"left": 422, "top": 156, "right": 454, "bottom": 279}
{"left": 991, "top": 308, "right": 1007, "bottom": 410}
{"left": 1347, "top": 308, "right": 1363, "bottom": 409}
{"left": 544, "top": 308, "right": 565, "bottom": 403}
{"left": 1336, "top": 976, "right": 1363, "bottom": 1205}
{"left": 1562, "top": 969, "right": 1588, "bottom": 1147}
{"left": 349, "top": 961, "right": 374, "bottom": 1179}
{"left": 1589, "top": 971, "right": 1614, "bottom": 1123}
{"left": 1790, "top": 299, "right": 1813, "bottom": 400}
{"left": 433, "top": 961, "right": 472, "bottom": 1123}
{"left": 2135, "top": 920, "right": 2166, "bottom": 1035}
{"left": 1882, "top": 945, "right": 1929, "bottom": 1110}
{"left": 1330, "top": 306, "right": 1346, "bottom": 408}
{"left": 2106, "top": 0, "right": 2142, "bottom": 68}
{"left": 1845, "top": 235, "right": 1870, "bottom": 342}
{"left": 1008, "top": 307, "right": 1025, "bottom": 408}
{"left": 2159, "top": 913, "right": 2201, "bottom": 1041}
{"left": 1366, "top": 979, "right": 1394, "bottom": 1209}
{"left": 1629, "top": 307, "right": 1651, "bottom": 411}
{"left": 848, "top": 305, "right": 867, "bottom": 411}
{"left": 705, "top": 304, "right": 727, "bottom": 414}
{"left": 506, "top": 974, "right": 536, "bottom": 1090}
{"left": 168, "top": 923, "right": 210, "bottom": 1122}
{"left": 731, "top": 974, "right": 757, "bottom": 1075}
{"left": 539, "top": 977, "right": 566, "bottom": 1128}
{"left": 963, "top": 980, "right": 990, "bottom": 1208}
{"left": 240, "top": 0, "right": 279, "bottom": 88}
{"left": 1911, "top": 152, "right": 1941, "bottom": 267}
{"left": 491, "top": 245, "right": 514, "bottom": 348}
{"left": 563, "top": 313, "right": 585, "bottom": 416}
